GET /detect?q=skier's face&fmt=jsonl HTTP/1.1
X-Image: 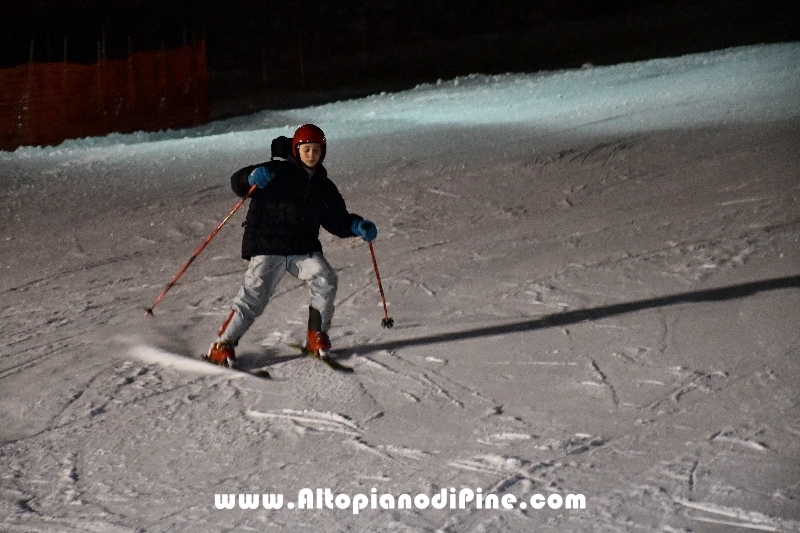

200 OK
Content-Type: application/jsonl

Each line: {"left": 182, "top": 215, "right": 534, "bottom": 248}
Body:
{"left": 298, "top": 143, "right": 322, "bottom": 168}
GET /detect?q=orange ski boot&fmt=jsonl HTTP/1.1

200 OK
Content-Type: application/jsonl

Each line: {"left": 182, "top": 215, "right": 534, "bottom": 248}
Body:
{"left": 306, "top": 329, "right": 332, "bottom": 359}
{"left": 206, "top": 341, "right": 236, "bottom": 368}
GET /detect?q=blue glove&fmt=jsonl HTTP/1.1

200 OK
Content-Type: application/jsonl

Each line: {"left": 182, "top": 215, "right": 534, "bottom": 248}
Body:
{"left": 248, "top": 166, "right": 274, "bottom": 189}
{"left": 352, "top": 219, "right": 377, "bottom": 241}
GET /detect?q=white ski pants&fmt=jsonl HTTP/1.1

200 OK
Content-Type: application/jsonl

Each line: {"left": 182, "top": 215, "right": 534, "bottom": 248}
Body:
{"left": 217, "top": 252, "right": 338, "bottom": 344}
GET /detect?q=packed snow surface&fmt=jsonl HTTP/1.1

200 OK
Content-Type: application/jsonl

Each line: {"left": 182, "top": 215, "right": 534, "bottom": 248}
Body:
{"left": 1, "top": 43, "right": 799, "bottom": 532}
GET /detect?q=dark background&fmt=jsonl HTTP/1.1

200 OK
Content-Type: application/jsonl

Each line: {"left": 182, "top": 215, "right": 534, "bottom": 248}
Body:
{"left": 2, "top": 0, "right": 798, "bottom": 119}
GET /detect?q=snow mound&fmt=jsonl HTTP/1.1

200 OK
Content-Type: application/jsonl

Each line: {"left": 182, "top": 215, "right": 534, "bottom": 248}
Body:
{"left": 126, "top": 343, "right": 241, "bottom": 377}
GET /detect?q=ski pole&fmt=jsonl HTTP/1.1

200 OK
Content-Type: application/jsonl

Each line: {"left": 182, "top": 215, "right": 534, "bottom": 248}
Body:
{"left": 368, "top": 240, "right": 394, "bottom": 328}
{"left": 145, "top": 184, "right": 257, "bottom": 316}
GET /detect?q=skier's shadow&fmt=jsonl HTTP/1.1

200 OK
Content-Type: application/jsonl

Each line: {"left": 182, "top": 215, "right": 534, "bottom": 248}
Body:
{"left": 348, "top": 275, "right": 800, "bottom": 357}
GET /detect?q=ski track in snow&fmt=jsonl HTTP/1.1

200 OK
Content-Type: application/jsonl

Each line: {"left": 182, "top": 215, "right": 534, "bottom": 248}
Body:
{"left": 1, "top": 43, "right": 799, "bottom": 532}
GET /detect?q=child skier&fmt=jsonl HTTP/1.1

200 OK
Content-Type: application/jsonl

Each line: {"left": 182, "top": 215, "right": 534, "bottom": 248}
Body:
{"left": 206, "top": 124, "right": 377, "bottom": 367}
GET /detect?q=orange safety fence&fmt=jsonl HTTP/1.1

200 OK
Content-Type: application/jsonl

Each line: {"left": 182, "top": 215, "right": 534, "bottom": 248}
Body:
{"left": 0, "top": 41, "right": 209, "bottom": 151}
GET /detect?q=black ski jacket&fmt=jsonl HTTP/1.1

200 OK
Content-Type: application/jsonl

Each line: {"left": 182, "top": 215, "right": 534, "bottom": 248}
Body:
{"left": 230, "top": 150, "right": 362, "bottom": 259}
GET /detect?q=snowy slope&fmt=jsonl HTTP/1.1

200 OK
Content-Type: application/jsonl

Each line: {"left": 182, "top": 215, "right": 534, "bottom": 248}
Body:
{"left": 1, "top": 42, "right": 799, "bottom": 532}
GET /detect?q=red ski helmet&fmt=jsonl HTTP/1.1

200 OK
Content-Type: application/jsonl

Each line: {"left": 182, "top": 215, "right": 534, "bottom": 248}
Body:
{"left": 292, "top": 124, "right": 326, "bottom": 164}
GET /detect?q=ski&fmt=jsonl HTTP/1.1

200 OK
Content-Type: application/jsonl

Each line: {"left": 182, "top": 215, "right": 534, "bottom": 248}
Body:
{"left": 201, "top": 356, "right": 272, "bottom": 379}
{"left": 288, "top": 343, "right": 354, "bottom": 373}
{"left": 244, "top": 366, "right": 273, "bottom": 379}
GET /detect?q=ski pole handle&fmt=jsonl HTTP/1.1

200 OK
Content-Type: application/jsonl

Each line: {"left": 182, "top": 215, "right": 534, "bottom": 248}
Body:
{"left": 146, "top": 184, "right": 257, "bottom": 316}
